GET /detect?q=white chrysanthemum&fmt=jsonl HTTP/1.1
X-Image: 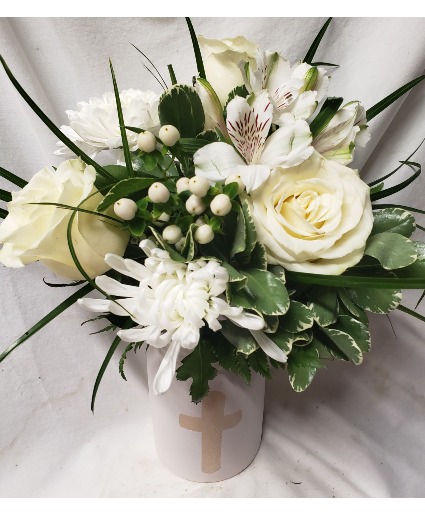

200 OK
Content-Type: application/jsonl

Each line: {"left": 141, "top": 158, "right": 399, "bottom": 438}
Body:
{"left": 78, "top": 239, "right": 287, "bottom": 395}
{"left": 55, "top": 89, "right": 160, "bottom": 158}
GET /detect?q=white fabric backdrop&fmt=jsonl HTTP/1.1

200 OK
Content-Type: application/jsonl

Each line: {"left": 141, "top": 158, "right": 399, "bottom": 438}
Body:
{"left": 1, "top": 17, "right": 425, "bottom": 498}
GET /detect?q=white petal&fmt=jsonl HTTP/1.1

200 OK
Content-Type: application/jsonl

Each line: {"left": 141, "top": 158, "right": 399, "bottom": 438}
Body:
{"left": 152, "top": 340, "right": 182, "bottom": 395}
{"left": 196, "top": 78, "right": 229, "bottom": 139}
{"left": 225, "top": 311, "right": 265, "bottom": 331}
{"left": 226, "top": 91, "right": 273, "bottom": 164}
{"left": 194, "top": 142, "right": 244, "bottom": 183}
{"left": 250, "top": 330, "right": 288, "bottom": 363}
{"left": 77, "top": 297, "right": 128, "bottom": 317}
{"left": 260, "top": 120, "right": 313, "bottom": 169}
{"left": 95, "top": 275, "right": 139, "bottom": 297}
{"left": 237, "top": 164, "right": 270, "bottom": 193}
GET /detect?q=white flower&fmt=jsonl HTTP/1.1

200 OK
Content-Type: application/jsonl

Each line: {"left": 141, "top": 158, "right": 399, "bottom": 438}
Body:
{"left": 313, "top": 101, "right": 371, "bottom": 164}
{"left": 249, "top": 151, "right": 374, "bottom": 274}
{"left": 194, "top": 91, "right": 313, "bottom": 192}
{"left": 241, "top": 51, "right": 330, "bottom": 126}
{"left": 55, "top": 89, "right": 160, "bottom": 158}
{"left": 198, "top": 35, "right": 258, "bottom": 106}
{"left": 0, "top": 159, "right": 129, "bottom": 280}
{"left": 78, "top": 239, "right": 285, "bottom": 395}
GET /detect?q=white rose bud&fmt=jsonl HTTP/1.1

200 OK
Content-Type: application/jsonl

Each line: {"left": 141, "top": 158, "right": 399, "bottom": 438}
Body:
{"left": 136, "top": 131, "right": 157, "bottom": 153}
{"left": 148, "top": 182, "right": 170, "bottom": 204}
{"left": 113, "top": 198, "right": 138, "bottom": 221}
{"left": 162, "top": 225, "right": 183, "bottom": 244}
{"left": 176, "top": 177, "right": 190, "bottom": 194}
{"left": 159, "top": 125, "right": 180, "bottom": 147}
{"left": 210, "top": 193, "right": 232, "bottom": 216}
{"left": 194, "top": 224, "right": 214, "bottom": 244}
{"left": 175, "top": 236, "right": 186, "bottom": 252}
{"left": 225, "top": 173, "right": 245, "bottom": 194}
{"left": 186, "top": 194, "right": 206, "bottom": 215}
{"left": 189, "top": 176, "right": 210, "bottom": 197}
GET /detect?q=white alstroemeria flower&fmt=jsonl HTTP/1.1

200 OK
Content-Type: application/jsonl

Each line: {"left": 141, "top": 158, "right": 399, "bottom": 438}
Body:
{"left": 78, "top": 239, "right": 287, "bottom": 395}
{"left": 194, "top": 91, "right": 313, "bottom": 192}
{"left": 55, "top": 89, "right": 160, "bottom": 158}
{"left": 241, "top": 51, "right": 329, "bottom": 126}
{"left": 313, "top": 101, "right": 370, "bottom": 165}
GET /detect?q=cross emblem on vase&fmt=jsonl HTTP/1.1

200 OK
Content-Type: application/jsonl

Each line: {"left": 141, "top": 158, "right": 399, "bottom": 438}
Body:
{"left": 179, "top": 390, "right": 242, "bottom": 474}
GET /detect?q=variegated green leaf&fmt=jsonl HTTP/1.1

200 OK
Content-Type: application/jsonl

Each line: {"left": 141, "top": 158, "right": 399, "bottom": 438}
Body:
{"left": 345, "top": 287, "right": 402, "bottom": 314}
{"left": 329, "top": 315, "right": 370, "bottom": 353}
{"left": 319, "top": 327, "right": 363, "bottom": 364}
{"left": 365, "top": 233, "right": 417, "bottom": 270}
{"left": 287, "top": 345, "right": 322, "bottom": 392}
{"left": 308, "top": 287, "right": 338, "bottom": 327}
{"left": 97, "top": 178, "right": 155, "bottom": 212}
{"left": 370, "top": 208, "right": 416, "bottom": 238}
{"left": 280, "top": 300, "right": 314, "bottom": 333}
{"left": 220, "top": 321, "right": 258, "bottom": 356}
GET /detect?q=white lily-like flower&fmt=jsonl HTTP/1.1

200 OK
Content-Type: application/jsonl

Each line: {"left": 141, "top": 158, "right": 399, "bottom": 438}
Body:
{"left": 55, "top": 89, "right": 160, "bottom": 158}
{"left": 313, "top": 101, "right": 371, "bottom": 165}
{"left": 241, "top": 50, "right": 330, "bottom": 126}
{"left": 194, "top": 91, "right": 313, "bottom": 192}
{"left": 78, "top": 239, "right": 287, "bottom": 395}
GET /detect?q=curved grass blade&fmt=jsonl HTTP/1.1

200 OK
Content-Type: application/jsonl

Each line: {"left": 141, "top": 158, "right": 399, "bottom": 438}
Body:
{"left": 109, "top": 59, "right": 134, "bottom": 177}
{"left": 130, "top": 43, "right": 167, "bottom": 89}
{"left": 397, "top": 304, "right": 425, "bottom": 323}
{"left": 366, "top": 75, "right": 425, "bottom": 121}
{"left": 286, "top": 271, "right": 425, "bottom": 289}
{"left": 0, "top": 189, "right": 12, "bottom": 202}
{"left": 368, "top": 139, "right": 425, "bottom": 187}
{"left": 91, "top": 317, "right": 134, "bottom": 412}
{"left": 0, "top": 165, "right": 27, "bottom": 188}
{"left": 0, "top": 283, "right": 94, "bottom": 364}
{"left": 415, "top": 291, "right": 425, "bottom": 310}
{"left": 43, "top": 278, "right": 85, "bottom": 288}
{"left": 372, "top": 203, "right": 425, "bottom": 214}
{"left": 0, "top": 55, "right": 114, "bottom": 182}
{"left": 310, "top": 97, "right": 343, "bottom": 138}
{"left": 0, "top": 207, "right": 7, "bottom": 218}
{"left": 311, "top": 61, "right": 339, "bottom": 68}
{"left": 31, "top": 202, "right": 123, "bottom": 224}
{"left": 304, "top": 18, "right": 332, "bottom": 64}
{"left": 370, "top": 161, "right": 421, "bottom": 201}
{"left": 168, "top": 64, "right": 177, "bottom": 85}
{"left": 186, "top": 17, "right": 206, "bottom": 79}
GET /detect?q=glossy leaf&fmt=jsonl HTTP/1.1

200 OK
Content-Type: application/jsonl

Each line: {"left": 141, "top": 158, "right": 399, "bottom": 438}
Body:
{"left": 345, "top": 287, "right": 402, "bottom": 314}
{"left": 220, "top": 320, "right": 258, "bottom": 356}
{"left": 97, "top": 177, "right": 155, "bottom": 212}
{"left": 365, "top": 233, "right": 417, "bottom": 270}
{"left": 304, "top": 17, "right": 333, "bottom": 64}
{"left": 319, "top": 327, "right": 363, "bottom": 364}
{"left": 329, "top": 315, "right": 370, "bottom": 353}
{"left": 280, "top": 300, "right": 314, "bottom": 333}
{"left": 287, "top": 344, "right": 322, "bottom": 392}
{"left": 308, "top": 287, "right": 338, "bottom": 327}
{"left": 370, "top": 207, "right": 416, "bottom": 238}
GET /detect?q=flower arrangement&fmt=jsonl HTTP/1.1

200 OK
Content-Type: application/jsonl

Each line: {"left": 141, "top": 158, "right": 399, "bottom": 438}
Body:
{"left": 1, "top": 17, "right": 425, "bottom": 411}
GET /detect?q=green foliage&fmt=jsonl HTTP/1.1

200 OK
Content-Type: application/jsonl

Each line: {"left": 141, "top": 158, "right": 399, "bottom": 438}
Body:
{"left": 248, "top": 350, "right": 271, "bottom": 379}
{"left": 365, "top": 233, "right": 417, "bottom": 270}
{"left": 0, "top": 189, "right": 12, "bottom": 202}
{"left": 279, "top": 301, "right": 314, "bottom": 333}
{"left": 345, "top": 287, "right": 402, "bottom": 314}
{"left": 176, "top": 339, "right": 218, "bottom": 403}
{"left": 0, "top": 165, "right": 27, "bottom": 188}
{"left": 309, "top": 97, "right": 344, "bottom": 138}
{"left": 370, "top": 161, "right": 421, "bottom": 201}
{"left": 287, "top": 344, "right": 322, "bottom": 392}
{"left": 308, "top": 287, "right": 338, "bottom": 327}
{"left": 304, "top": 17, "right": 333, "bottom": 64}
{"left": 158, "top": 84, "right": 205, "bottom": 138}
{"left": 220, "top": 320, "right": 258, "bottom": 355}
{"left": 97, "top": 178, "right": 155, "bottom": 212}
{"left": 185, "top": 17, "right": 206, "bottom": 80}
{"left": 370, "top": 208, "right": 416, "bottom": 237}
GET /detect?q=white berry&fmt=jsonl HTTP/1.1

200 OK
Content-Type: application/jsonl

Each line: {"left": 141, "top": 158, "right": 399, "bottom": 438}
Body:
{"left": 113, "top": 198, "right": 138, "bottom": 221}
{"left": 189, "top": 176, "right": 210, "bottom": 197}
{"left": 148, "top": 182, "right": 170, "bottom": 204}
{"left": 137, "top": 131, "right": 157, "bottom": 153}
{"left": 210, "top": 194, "right": 232, "bottom": 216}
{"left": 225, "top": 173, "right": 245, "bottom": 194}
{"left": 195, "top": 217, "right": 206, "bottom": 226}
{"left": 195, "top": 224, "right": 214, "bottom": 244}
{"left": 162, "top": 225, "right": 183, "bottom": 244}
{"left": 186, "top": 194, "right": 206, "bottom": 215}
{"left": 175, "top": 236, "right": 186, "bottom": 252}
{"left": 159, "top": 125, "right": 180, "bottom": 147}
{"left": 176, "top": 177, "right": 190, "bottom": 194}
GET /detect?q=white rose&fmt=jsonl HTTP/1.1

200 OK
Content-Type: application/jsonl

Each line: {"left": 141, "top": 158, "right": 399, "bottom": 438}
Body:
{"left": 198, "top": 35, "right": 257, "bottom": 106}
{"left": 0, "top": 159, "right": 129, "bottom": 280}
{"left": 249, "top": 151, "right": 373, "bottom": 274}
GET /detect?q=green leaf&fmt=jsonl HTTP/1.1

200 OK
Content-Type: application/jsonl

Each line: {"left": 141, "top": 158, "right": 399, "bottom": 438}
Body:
{"left": 268, "top": 328, "right": 311, "bottom": 354}
{"left": 221, "top": 262, "right": 247, "bottom": 290}
{"left": 287, "top": 344, "right": 321, "bottom": 392}
{"left": 0, "top": 189, "right": 12, "bottom": 202}
{"left": 319, "top": 325, "right": 363, "bottom": 364}
{"left": 366, "top": 75, "right": 425, "bottom": 121}
{"left": 0, "top": 55, "right": 114, "bottom": 183}
{"left": 94, "top": 165, "right": 130, "bottom": 191}
{"left": 220, "top": 320, "right": 258, "bottom": 356}
{"left": 91, "top": 317, "right": 134, "bottom": 411}
{"left": 0, "top": 165, "right": 27, "bottom": 188}
{"left": 185, "top": 17, "right": 206, "bottom": 79}
{"left": 239, "top": 197, "right": 257, "bottom": 262}
{"left": 109, "top": 59, "right": 134, "bottom": 177}
{"left": 159, "top": 84, "right": 205, "bottom": 138}
{"left": 127, "top": 217, "right": 146, "bottom": 237}
{"left": 394, "top": 241, "right": 425, "bottom": 278}
{"left": 0, "top": 207, "right": 7, "bottom": 218}
{"left": 308, "top": 287, "right": 338, "bottom": 327}
{"left": 210, "top": 332, "right": 242, "bottom": 375}
{"left": 365, "top": 233, "right": 417, "bottom": 270}
{"left": 0, "top": 283, "right": 94, "bottom": 364}
{"left": 119, "top": 342, "right": 134, "bottom": 381}
{"left": 176, "top": 339, "right": 218, "bottom": 403}
{"left": 230, "top": 268, "right": 290, "bottom": 316}
{"left": 248, "top": 350, "right": 271, "bottom": 379}
{"left": 304, "top": 17, "right": 333, "bottom": 64}
{"left": 329, "top": 315, "right": 370, "bottom": 353}
{"left": 182, "top": 223, "right": 196, "bottom": 261}
{"left": 230, "top": 203, "right": 246, "bottom": 257}
{"left": 311, "top": 61, "right": 339, "bottom": 68}
{"left": 345, "top": 287, "right": 402, "bottom": 314}
{"left": 280, "top": 300, "right": 314, "bottom": 333}
{"left": 337, "top": 288, "right": 366, "bottom": 319}
{"left": 371, "top": 161, "right": 421, "bottom": 201}
{"left": 372, "top": 203, "right": 425, "bottom": 216}
{"left": 249, "top": 242, "right": 267, "bottom": 270}
{"left": 397, "top": 304, "right": 425, "bottom": 324}
{"left": 222, "top": 182, "right": 239, "bottom": 199}
{"left": 178, "top": 138, "right": 210, "bottom": 153}
{"left": 97, "top": 177, "right": 155, "bottom": 212}
{"left": 370, "top": 207, "right": 416, "bottom": 237}
{"left": 141, "top": 152, "right": 158, "bottom": 172}
{"left": 369, "top": 182, "right": 384, "bottom": 196}
{"left": 168, "top": 64, "right": 177, "bottom": 85}
{"left": 309, "top": 97, "right": 344, "bottom": 138}
{"left": 149, "top": 226, "right": 186, "bottom": 263}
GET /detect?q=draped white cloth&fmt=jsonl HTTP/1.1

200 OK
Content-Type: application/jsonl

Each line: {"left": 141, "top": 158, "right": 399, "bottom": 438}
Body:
{"left": 1, "top": 17, "right": 425, "bottom": 498}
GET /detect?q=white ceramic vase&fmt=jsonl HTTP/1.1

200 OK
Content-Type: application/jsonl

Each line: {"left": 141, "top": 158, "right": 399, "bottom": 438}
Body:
{"left": 147, "top": 347, "right": 266, "bottom": 482}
